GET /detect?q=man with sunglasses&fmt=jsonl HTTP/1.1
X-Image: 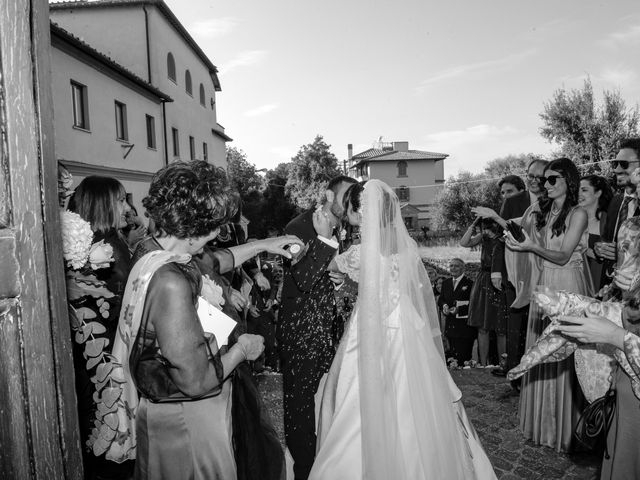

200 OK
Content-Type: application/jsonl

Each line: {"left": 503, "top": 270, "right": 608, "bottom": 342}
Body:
{"left": 596, "top": 138, "right": 640, "bottom": 289}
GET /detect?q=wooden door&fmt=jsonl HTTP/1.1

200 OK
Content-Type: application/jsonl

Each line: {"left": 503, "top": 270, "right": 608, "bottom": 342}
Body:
{"left": 0, "top": 1, "right": 83, "bottom": 478}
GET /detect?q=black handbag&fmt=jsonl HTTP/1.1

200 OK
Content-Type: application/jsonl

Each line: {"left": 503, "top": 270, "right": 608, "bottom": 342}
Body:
{"left": 573, "top": 388, "right": 616, "bottom": 458}
{"left": 506, "top": 220, "right": 526, "bottom": 242}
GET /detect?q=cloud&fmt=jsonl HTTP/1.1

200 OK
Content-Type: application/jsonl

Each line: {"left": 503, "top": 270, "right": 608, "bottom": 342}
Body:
{"left": 189, "top": 18, "right": 238, "bottom": 38}
{"left": 424, "top": 125, "right": 553, "bottom": 175}
{"left": 602, "top": 24, "right": 640, "bottom": 46}
{"left": 599, "top": 67, "right": 638, "bottom": 89}
{"left": 222, "top": 50, "right": 268, "bottom": 74}
{"left": 270, "top": 146, "right": 298, "bottom": 162}
{"left": 244, "top": 103, "right": 279, "bottom": 117}
{"left": 417, "top": 49, "right": 537, "bottom": 91}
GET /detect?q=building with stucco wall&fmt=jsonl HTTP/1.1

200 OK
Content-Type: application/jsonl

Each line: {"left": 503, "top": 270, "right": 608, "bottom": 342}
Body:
{"left": 49, "top": 0, "right": 231, "bottom": 212}
{"left": 348, "top": 141, "right": 447, "bottom": 229}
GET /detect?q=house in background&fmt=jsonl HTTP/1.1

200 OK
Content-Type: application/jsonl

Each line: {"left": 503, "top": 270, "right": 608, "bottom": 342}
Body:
{"left": 49, "top": 0, "right": 232, "bottom": 212}
{"left": 347, "top": 140, "right": 447, "bottom": 229}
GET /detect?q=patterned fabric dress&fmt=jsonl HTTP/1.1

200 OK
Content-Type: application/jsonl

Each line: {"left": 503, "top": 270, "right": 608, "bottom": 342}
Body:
{"left": 519, "top": 206, "right": 592, "bottom": 453}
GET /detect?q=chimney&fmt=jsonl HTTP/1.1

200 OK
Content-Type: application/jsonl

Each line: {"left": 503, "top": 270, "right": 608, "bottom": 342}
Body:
{"left": 393, "top": 141, "right": 409, "bottom": 152}
{"left": 347, "top": 143, "right": 353, "bottom": 159}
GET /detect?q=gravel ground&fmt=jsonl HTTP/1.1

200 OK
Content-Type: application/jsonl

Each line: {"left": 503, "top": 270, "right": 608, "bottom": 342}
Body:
{"left": 256, "top": 368, "right": 601, "bottom": 479}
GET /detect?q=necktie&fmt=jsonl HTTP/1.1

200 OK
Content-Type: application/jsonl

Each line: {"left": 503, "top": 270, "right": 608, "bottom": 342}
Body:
{"left": 615, "top": 196, "right": 633, "bottom": 239}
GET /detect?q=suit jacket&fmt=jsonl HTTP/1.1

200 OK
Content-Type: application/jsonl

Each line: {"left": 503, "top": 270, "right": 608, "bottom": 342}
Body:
{"left": 438, "top": 276, "right": 476, "bottom": 339}
{"left": 277, "top": 209, "right": 339, "bottom": 370}
{"left": 600, "top": 193, "right": 640, "bottom": 285}
{"left": 500, "top": 190, "right": 531, "bottom": 221}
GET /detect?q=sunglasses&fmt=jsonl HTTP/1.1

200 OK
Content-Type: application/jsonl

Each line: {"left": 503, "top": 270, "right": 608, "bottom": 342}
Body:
{"left": 526, "top": 174, "right": 545, "bottom": 183}
{"left": 611, "top": 160, "right": 640, "bottom": 170}
{"left": 544, "top": 175, "right": 563, "bottom": 186}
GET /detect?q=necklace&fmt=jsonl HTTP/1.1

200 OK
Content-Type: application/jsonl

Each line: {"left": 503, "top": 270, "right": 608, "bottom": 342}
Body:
{"left": 550, "top": 204, "right": 561, "bottom": 216}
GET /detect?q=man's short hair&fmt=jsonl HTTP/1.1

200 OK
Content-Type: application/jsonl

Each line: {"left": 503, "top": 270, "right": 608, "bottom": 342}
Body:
{"left": 327, "top": 175, "right": 357, "bottom": 193}
{"left": 449, "top": 258, "right": 465, "bottom": 266}
{"left": 527, "top": 158, "right": 549, "bottom": 172}
{"left": 619, "top": 138, "right": 640, "bottom": 159}
{"left": 499, "top": 174, "right": 526, "bottom": 191}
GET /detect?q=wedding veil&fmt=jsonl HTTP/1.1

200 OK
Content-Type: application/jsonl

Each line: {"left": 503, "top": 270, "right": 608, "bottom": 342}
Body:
{"left": 357, "top": 180, "right": 472, "bottom": 479}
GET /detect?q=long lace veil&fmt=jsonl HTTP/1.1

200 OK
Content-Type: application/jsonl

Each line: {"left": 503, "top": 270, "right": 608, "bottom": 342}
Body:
{"left": 358, "top": 180, "right": 472, "bottom": 479}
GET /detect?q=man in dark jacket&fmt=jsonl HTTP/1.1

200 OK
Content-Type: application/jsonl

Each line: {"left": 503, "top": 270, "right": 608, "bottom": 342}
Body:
{"left": 596, "top": 138, "right": 640, "bottom": 289}
{"left": 278, "top": 175, "right": 356, "bottom": 480}
{"left": 438, "top": 258, "right": 476, "bottom": 363}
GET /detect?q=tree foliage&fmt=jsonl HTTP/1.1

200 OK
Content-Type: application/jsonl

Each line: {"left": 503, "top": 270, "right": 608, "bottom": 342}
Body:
{"left": 539, "top": 78, "right": 639, "bottom": 175}
{"left": 483, "top": 153, "right": 537, "bottom": 180}
{"left": 226, "top": 146, "right": 263, "bottom": 198}
{"left": 258, "top": 162, "right": 298, "bottom": 235}
{"left": 286, "top": 135, "right": 342, "bottom": 210}
{"left": 433, "top": 171, "right": 503, "bottom": 232}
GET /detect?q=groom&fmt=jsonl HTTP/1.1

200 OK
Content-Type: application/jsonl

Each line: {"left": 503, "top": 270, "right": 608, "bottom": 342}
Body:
{"left": 278, "top": 175, "right": 357, "bottom": 480}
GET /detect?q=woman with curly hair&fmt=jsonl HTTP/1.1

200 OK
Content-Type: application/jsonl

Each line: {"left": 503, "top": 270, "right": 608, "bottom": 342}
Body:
{"left": 579, "top": 175, "right": 613, "bottom": 291}
{"left": 505, "top": 157, "right": 592, "bottom": 452}
{"left": 108, "top": 161, "right": 301, "bottom": 480}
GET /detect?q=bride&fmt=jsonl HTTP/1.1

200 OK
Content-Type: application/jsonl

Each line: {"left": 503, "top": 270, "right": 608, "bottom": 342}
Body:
{"left": 309, "top": 180, "right": 496, "bottom": 480}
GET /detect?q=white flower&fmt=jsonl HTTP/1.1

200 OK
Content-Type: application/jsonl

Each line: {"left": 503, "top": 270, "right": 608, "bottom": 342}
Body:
{"left": 201, "top": 275, "right": 225, "bottom": 310}
{"left": 339, "top": 228, "right": 347, "bottom": 241}
{"left": 60, "top": 210, "right": 94, "bottom": 270}
{"left": 89, "top": 240, "right": 114, "bottom": 270}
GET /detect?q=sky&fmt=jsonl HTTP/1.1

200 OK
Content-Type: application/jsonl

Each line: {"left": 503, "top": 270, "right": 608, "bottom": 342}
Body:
{"left": 163, "top": 0, "right": 640, "bottom": 177}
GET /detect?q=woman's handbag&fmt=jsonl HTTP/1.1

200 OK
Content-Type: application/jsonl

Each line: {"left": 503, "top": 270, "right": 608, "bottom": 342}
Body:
{"left": 573, "top": 388, "right": 616, "bottom": 458}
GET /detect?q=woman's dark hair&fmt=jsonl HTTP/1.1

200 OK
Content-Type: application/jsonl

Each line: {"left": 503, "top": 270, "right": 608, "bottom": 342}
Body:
{"left": 342, "top": 181, "right": 366, "bottom": 216}
{"left": 581, "top": 174, "right": 613, "bottom": 221}
{"left": 498, "top": 174, "right": 526, "bottom": 192}
{"left": 68, "top": 176, "right": 126, "bottom": 233}
{"left": 534, "top": 158, "right": 580, "bottom": 237}
{"left": 143, "top": 161, "right": 238, "bottom": 239}
{"left": 481, "top": 218, "right": 502, "bottom": 236}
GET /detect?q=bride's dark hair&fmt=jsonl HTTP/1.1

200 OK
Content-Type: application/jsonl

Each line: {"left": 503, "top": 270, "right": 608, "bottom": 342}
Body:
{"left": 343, "top": 181, "right": 366, "bottom": 215}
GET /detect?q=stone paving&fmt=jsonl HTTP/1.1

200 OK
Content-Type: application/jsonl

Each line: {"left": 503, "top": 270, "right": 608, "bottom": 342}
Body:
{"left": 256, "top": 368, "right": 601, "bottom": 479}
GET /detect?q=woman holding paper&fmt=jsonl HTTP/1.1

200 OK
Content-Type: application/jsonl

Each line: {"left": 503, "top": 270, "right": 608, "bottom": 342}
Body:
{"left": 105, "top": 161, "right": 301, "bottom": 480}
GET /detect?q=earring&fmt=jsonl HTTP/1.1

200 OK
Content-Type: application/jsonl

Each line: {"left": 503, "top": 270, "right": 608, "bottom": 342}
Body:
{"left": 188, "top": 239, "right": 194, "bottom": 246}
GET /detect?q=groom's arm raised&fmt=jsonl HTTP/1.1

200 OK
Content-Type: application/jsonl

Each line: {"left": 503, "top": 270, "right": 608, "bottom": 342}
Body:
{"left": 284, "top": 218, "right": 337, "bottom": 293}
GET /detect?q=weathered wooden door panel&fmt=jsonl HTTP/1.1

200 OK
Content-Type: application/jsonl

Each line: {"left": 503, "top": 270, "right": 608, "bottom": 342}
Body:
{"left": 0, "top": 1, "right": 83, "bottom": 478}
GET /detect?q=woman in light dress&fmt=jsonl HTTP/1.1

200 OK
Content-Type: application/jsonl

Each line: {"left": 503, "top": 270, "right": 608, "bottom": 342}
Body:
{"left": 309, "top": 180, "right": 496, "bottom": 480}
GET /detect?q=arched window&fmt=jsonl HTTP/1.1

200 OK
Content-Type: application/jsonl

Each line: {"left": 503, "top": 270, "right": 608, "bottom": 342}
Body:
{"left": 397, "top": 161, "right": 407, "bottom": 177}
{"left": 199, "top": 84, "right": 205, "bottom": 106}
{"left": 185, "top": 70, "right": 192, "bottom": 96}
{"left": 167, "top": 52, "right": 176, "bottom": 82}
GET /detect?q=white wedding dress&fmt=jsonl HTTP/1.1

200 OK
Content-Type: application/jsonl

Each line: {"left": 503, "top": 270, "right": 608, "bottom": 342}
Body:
{"left": 309, "top": 242, "right": 497, "bottom": 479}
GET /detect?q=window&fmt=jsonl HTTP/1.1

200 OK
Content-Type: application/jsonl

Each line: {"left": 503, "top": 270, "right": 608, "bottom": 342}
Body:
{"left": 71, "top": 81, "right": 89, "bottom": 129}
{"left": 203, "top": 142, "right": 208, "bottom": 161}
{"left": 199, "top": 84, "right": 205, "bottom": 106}
{"left": 396, "top": 186, "right": 410, "bottom": 202}
{"left": 172, "top": 128, "right": 179, "bottom": 157}
{"left": 114, "top": 101, "right": 128, "bottom": 141}
{"left": 397, "top": 161, "right": 408, "bottom": 177}
{"left": 185, "top": 70, "right": 192, "bottom": 96}
{"left": 146, "top": 115, "right": 156, "bottom": 149}
{"left": 167, "top": 52, "right": 176, "bottom": 82}
{"left": 189, "top": 135, "right": 195, "bottom": 160}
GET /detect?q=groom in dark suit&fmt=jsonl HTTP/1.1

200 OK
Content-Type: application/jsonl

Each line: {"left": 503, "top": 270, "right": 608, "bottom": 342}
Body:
{"left": 278, "top": 175, "right": 357, "bottom": 480}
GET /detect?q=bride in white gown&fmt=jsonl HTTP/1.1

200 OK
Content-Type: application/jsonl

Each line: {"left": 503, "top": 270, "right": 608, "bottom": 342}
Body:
{"left": 308, "top": 180, "right": 497, "bottom": 480}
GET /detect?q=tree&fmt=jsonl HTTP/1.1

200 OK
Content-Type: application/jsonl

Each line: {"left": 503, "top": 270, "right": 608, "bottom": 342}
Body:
{"left": 258, "top": 162, "right": 298, "bottom": 235}
{"left": 484, "top": 154, "right": 538, "bottom": 180}
{"left": 433, "top": 171, "right": 503, "bottom": 232}
{"left": 226, "top": 146, "right": 263, "bottom": 198}
{"left": 286, "top": 135, "right": 341, "bottom": 209}
{"left": 539, "top": 78, "right": 639, "bottom": 175}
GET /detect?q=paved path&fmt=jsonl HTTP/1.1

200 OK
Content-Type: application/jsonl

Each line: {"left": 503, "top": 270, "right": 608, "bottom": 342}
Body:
{"left": 257, "top": 368, "right": 601, "bottom": 479}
